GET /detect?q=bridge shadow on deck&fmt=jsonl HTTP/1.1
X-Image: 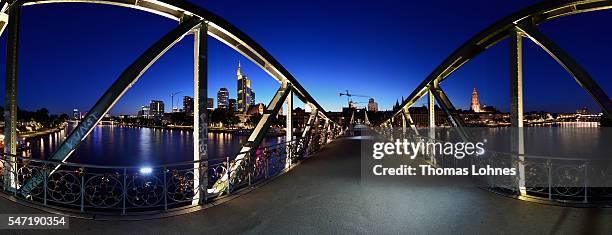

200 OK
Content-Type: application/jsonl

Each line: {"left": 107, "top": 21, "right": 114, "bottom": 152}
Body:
{"left": 1, "top": 128, "right": 612, "bottom": 234}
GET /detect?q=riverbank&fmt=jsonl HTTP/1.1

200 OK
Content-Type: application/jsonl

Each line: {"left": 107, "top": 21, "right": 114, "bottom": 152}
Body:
{"left": 16, "top": 122, "right": 67, "bottom": 139}
{"left": 117, "top": 124, "right": 287, "bottom": 136}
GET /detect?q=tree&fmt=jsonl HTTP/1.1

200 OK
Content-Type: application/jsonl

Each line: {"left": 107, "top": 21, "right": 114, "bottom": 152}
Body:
{"left": 34, "top": 108, "right": 50, "bottom": 125}
{"left": 59, "top": 113, "right": 69, "bottom": 121}
{"left": 247, "top": 113, "right": 263, "bottom": 127}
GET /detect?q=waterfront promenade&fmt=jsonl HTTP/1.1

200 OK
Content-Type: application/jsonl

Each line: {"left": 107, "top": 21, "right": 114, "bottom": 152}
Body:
{"left": 1, "top": 128, "right": 611, "bottom": 234}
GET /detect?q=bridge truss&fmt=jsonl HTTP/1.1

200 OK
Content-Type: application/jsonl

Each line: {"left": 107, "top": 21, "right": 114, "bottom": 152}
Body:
{"left": 380, "top": 0, "right": 612, "bottom": 205}
{"left": 0, "top": 0, "right": 340, "bottom": 215}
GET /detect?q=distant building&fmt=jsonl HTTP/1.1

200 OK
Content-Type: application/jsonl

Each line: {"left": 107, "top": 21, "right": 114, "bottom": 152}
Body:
{"left": 207, "top": 98, "right": 214, "bottom": 110}
{"left": 228, "top": 98, "right": 237, "bottom": 112}
{"left": 72, "top": 109, "right": 80, "bottom": 120}
{"left": 367, "top": 98, "right": 378, "bottom": 112}
{"left": 247, "top": 103, "right": 265, "bottom": 115}
{"left": 470, "top": 87, "right": 482, "bottom": 113}
{"left": 576, "top": 106, "right": 589, "bottom": 115}
{"left": 138, "top": 105, "right": 150, "bottom": 118}
{"left": 217, "top": 88, "right": 229, "bottom": 110}
{"left": 408, "top": 106, "right": 447, "bottom": 127}
{"left": 149, "top": 100, "right": 164, "bottom": 118}
{"left": 481, "top": 105, "right": 498, "bottom": 113}
{"left": 183, "top": 96, "right": 194, "bottom": 114}
{"left": 236, "top": 61, "right": 253, "bottom": 113}
{"left": 293, "top": 107, "right": 307, "bottom": 128}
{"left": 250, "top": 90, "right": 256, "bottom": 106}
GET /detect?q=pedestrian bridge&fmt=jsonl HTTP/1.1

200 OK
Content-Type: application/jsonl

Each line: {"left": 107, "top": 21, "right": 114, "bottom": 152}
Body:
{"left": 1, "top": 127, "right": 611, "bottom": 233}
{"left": 0, "top": 0, "right": 611, "bottom": 231}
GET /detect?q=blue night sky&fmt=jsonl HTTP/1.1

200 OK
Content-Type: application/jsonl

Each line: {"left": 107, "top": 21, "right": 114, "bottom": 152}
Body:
{"left": 0, "top": 0, "right": 610, "bottom": 115}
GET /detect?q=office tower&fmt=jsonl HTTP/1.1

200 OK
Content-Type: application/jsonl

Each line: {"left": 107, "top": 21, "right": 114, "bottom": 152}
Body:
{"left": 138, "top": 105, "right": 150, "bottom": 118}
{"left": 217, "top": 88, "right": 229, "bottom": 109}
{"left": 228, "top": 98, "right": 237, "bottom": 112}
{"left": 250, "top": 90, "right": 256, "bottom": 106}
{"left": 183, "top": 96, "right": 194, "bottom": 114}
{"left": 237, "top": 61, "right": 252, "bottom": 113}
{"left": 72, "top": 109, "right": 80, "bottom": 120}
{"left": 149, "top": 100, "right": 165, "bottom": 118}
{"left": 207, "top": 98, "right": 214, "bottom": 110}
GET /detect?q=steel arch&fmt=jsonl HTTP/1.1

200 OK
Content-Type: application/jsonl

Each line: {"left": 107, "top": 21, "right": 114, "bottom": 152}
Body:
{"left": 0, "top": 0, "right": 334, "bottom": 154}
{"left": 386, "top": 0, "right": 612, "bottom": 121}
{"left": 0, "top": 0, "right": 337, "bottom": 196}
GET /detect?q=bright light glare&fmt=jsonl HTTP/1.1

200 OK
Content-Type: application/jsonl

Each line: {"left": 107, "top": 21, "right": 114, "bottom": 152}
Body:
{"left": 140, "top": 167, "right": 153, "bottom": 174}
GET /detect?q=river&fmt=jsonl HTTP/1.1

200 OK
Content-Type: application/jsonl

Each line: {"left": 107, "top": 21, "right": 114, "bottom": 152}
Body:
{"left": 21, "top": 123, "right": 610, "bottom": 166}
{"left": 23, "top": 123, "right": 284, "bottom": 166}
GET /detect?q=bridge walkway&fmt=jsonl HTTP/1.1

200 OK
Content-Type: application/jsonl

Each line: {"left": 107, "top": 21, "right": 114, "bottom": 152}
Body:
{"left": 1, "top": 128, "right": 611, "bottom": 234}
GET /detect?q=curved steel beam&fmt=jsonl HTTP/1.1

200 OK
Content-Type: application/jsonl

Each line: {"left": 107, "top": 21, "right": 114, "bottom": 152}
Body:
{"left": 11, "top": 0, "right": 330, "bottom": 119}
{"left": 516, "top": 23, "right": 612, "bottom": 119}
{"left": 51, "top": 16, "right": 200, "bottom": 163}
{"left": 387, "top": 0, "right": 612, "bottom": 121}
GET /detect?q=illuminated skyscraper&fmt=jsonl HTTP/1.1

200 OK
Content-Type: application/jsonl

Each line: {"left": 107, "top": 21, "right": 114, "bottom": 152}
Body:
{"left": 470, "top": 87, "right": 481, "bottom": 113}
{"left": 183, "top": 96, "right": 194, "bottom": 114}
{"left": 217, "top": 88, "right": 229, "bottom": 110}
{"left": 237, "top": 61, "right": 252, "bottom": 113}
{"left": 149, "top": 100, "right": 165, "bottom": 118}
{"left": 138, "top": 105, "right": 150, "bottom": 118}
{"left": 250, "top": 90, "right": 256, "bottom": 106}
{"left": 72, "top": 109, "right": 80, "bottom": 120}
{"left": 207, "top": 98, "right": 214, "bottom": 110}
{"left": 228, "top": 99, "right": 237, "bottom": 113}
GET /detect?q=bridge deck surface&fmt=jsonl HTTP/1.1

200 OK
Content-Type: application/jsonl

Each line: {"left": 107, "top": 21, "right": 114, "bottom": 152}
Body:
{"left": 1, "top": 130, "right": 612, "bottom": 234}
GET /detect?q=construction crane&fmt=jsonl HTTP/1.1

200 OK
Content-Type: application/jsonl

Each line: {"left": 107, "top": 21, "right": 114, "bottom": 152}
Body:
{"left": 171, "top": 91, "right": 182, "bottom": 113}
{"left": 339, "top": 90, "right": 370, "bottom": 108}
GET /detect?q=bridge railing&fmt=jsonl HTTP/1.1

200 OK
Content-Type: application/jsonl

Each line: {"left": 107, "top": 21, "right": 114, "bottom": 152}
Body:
{"left": 377, "top": 127, "right": 612, "bottom": 206}
{"left": 0, "top": 128, "right": 338, "bottom": 215}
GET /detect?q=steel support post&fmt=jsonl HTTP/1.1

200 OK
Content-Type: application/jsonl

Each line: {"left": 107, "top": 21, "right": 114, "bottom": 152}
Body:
{"left": 4, "top": 5, "right": 20, "bottom": 190}
{"left": 302, "top": 106, "right": 318, "bottom": 138}
{"left": 430, "top": 86, "right": 469, "bottom": 141}
{"left": 401, "top": 110, "right": 407, "bottom": 135}
{"left": 193, "top": 22, "right": 208, "bottom": 205}
{"left": 403, "top": 106, "right": 419, "bottom": 135}
{"left": 428, "top": 89, "right": 435, "bottom": 139}
{"left": 428, "top": 89, "right": 436, "bottom": 164}
{"left": 285, "top": 89, "right": 293, "bottom": 167}
{"left": 4, "top": 6, "right": 21, "bottom": 190}
{"left": 517, "top": 24, "right": 612, "bottom": 121}
{"left": 209, "top": 82, "right": 291, "bottom": 194}
{"left": 19, "top": 16, "right": 202, "bottom": 195}
{"left": 324, "top": 119, "right": 330, "bottom": 143}
{"left": 510, "top": 28, "right": 526, "bottom": 196}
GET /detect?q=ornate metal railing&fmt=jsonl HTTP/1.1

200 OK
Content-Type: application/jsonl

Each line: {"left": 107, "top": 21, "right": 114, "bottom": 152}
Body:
{"left": 377, "top": 127, "right": 612, "bottom": 206}
{"left": 1, "top": 155, "right": 202, "bottom": 214}
{"left": 0, "top": 131, "right": 335, "bottom": 215}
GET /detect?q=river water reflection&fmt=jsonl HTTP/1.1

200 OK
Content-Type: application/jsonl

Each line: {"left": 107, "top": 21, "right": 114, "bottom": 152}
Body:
{"left": 25, "top": 124, "right": 284, "bottom": 166}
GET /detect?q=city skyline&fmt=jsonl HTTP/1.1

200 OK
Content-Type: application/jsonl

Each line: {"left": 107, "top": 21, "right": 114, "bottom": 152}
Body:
{"left": 0, "top": 0, "right": 610, "bottom": 115}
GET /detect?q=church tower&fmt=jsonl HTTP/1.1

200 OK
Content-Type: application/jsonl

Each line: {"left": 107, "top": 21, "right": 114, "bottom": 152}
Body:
{"left": 470, "top": 87, "right": 481, "bottom": 113}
